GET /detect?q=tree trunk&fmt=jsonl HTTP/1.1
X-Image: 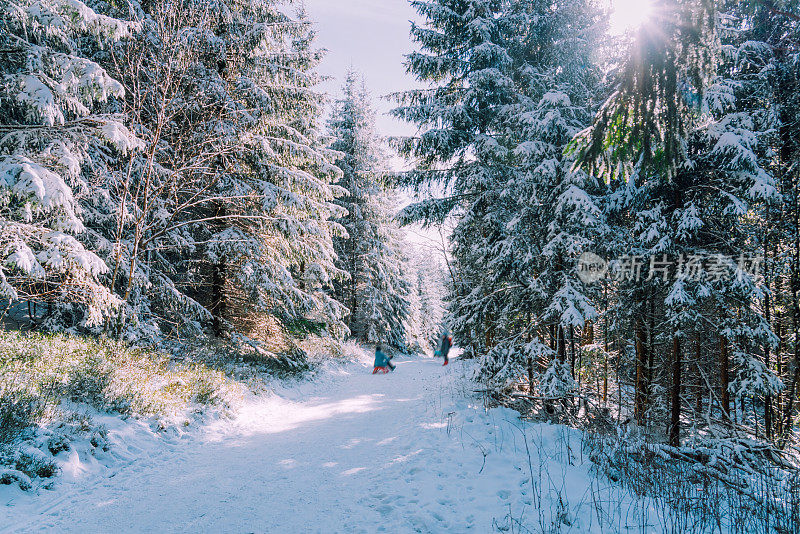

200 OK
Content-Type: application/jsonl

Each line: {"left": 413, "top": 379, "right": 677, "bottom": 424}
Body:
{"left": 603, "top": 327, "right": 609, "bottom": 404}
{"left": 210, "top": 202, "right": 227, "bottom": 337}
{"left": 603, "top": 297, "right": 609, "bottom": 404}
{"left": 211, "top": 256, "right": 226, "bottom": 337}
{"left": 635, "top": 316, "right": 648, "bottom": 425}
{"left": 484, "top": 312, "right": 494, "bottom": 350}
{"left": 765, "top": 291, "right": 773, "bottom": 439}
{"left": 777, "top": 311, "right": 784, "bottom": 436}
{"left": 349, "top": 259, "right": 358, "bottom": 335}
{"left": 569, "top": 325, "right": 576, "bottom": 378}
{"left": 528, "top": 357, "right": 535, "bottom": 394}
{"left": 783, "top": 364, "right": 800, "bottom": 438}
{"left": 720, "top": 335, "right": 730, "bottom": 421}
{"left": 695, "top": 333, "right": 702, "bottom": 416}
{"left": 669, "top": 335, "right": 682, "bottom": 447}
{"left": 584, "top": 322, "right": 594, "bottom": 345}
{"left": 647, "top": 296, "right": 655, "bottom": 405}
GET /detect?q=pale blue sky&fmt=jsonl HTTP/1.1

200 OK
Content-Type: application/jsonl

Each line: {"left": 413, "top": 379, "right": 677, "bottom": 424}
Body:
{"left": 302, "top": 1, "right": 439, "bottom": 247}
{"left": 303, "top": 0, "right": 423, "bottom": 140}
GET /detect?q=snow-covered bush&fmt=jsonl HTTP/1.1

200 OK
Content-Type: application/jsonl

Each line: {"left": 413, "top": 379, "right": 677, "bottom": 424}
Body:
{"left": 0, "top": 331, "right": 237, "bottom": 439}
{"left": 0, "top": 331, "right": 252, "bottom": 489}
{"left": 538, "top": 360, "right": 578, "bottom": 399}
{"left": 585, "top": 429, "right": 800, "bottom": 534}
{"left": 472, "top": 342, "right": 528, "bottom": 390}
{"left": 0, "top": 411, "right": 110, "bottom": 490}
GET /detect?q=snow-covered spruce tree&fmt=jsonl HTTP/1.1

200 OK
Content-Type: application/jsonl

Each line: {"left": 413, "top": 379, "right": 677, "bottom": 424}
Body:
{"left": 392, "top": 0, "right": 521, "bottom": 363}
{"left": 573, "top": 0, "right": 716, "bottom": 439}
{"left": 690, "top": 3, "right": 783, "bottom": 431}
{"left": 91, "top": 0, "right": 348, "bottom": 343}
{"left": 576, "top": 0, "right": 779, "bottom": 445}
{"left": 173, "top": 0, "right": 350, "bottom": 341}
{"left": 393, "top": 0, "right": 606, "bottom": 395}
{"left": 226, "top": 4, "right": 348, "bottom": 341}
{"left": 767, "top": 6, "right": 800, "bottom": 445}
{"left": 477, "top": 0, "right": 607, "bottom": 394}
{"left": 716, "top": 0, "right": 800, "bottom": 442}
{"left": 0, "top": 0, "right": 139, "bottom": 326}
{"left": 328, "top": 71, "right": 409, "bottom": 347}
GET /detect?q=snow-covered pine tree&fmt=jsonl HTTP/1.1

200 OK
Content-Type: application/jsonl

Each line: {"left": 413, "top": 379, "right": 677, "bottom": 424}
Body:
{"left": 328, "top": 71, "right": 409, "bottom": 347}
{"left": 193, "top": 1, "right": 348, "bottom": 341}
{"left": 394, "top": 0, "right": 606, "bottom": 395}
{"left": 576, "top": 0, "right": 780, "bottom": 444}
{"left": 762, "top": 3, "right": 800, "bottom": 444}
{"left": 0, "top": 0, "right": 139, "bottom": 326}
{"left": 713, "top": 0, "right": 800, "bottom": 441}
{"left": 689, "top": 2, "right": 782, "bottom": 425}
{"left": 475, "top": 0, "right": 607, "bottom": 393}
{"left": 85, "top": 0, "right": 348, "bottom": 343}
{"left": 392, "top": 0, "right": 520, "bottom": 361}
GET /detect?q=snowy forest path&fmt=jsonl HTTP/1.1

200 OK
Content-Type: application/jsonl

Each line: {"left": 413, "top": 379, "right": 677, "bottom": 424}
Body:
{"left": 4, "top": 353, "right": 587, "bottom": 533}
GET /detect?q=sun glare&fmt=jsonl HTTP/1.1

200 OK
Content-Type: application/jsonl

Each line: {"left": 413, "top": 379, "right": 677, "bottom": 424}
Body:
{"left": 609, "top": 0, "right": 654, "bottom": 35}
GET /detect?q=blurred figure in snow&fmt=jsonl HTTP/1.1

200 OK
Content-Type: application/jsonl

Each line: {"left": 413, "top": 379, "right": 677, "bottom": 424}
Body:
{"left": 372, "top": 344, "right": 395, "bottom": 374}
{"left": 437, "top": 331, "right": 452, "bottom": 366}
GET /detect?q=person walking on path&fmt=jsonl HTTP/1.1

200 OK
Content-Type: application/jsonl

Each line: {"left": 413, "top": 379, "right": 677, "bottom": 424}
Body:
{"left": 373, "top": 344, "right": 395, "bottom": 374}
{"left": 437, "top": 332, "right": 452, "bottom": 366}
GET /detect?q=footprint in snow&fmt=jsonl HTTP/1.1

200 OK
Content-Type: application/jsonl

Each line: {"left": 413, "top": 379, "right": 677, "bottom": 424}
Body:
{"left": 430, "top": 511, "right": 446, "bottom": 523}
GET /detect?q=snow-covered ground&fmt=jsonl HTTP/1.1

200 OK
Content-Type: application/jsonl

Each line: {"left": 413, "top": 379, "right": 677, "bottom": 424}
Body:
{"left": 2, "top": 347, "right": 657, "bottom": 533}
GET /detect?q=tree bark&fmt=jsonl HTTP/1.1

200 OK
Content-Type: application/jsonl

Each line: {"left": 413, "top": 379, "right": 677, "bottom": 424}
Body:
{"left": 210, "top": 202, "right": 227, "bottom": 338}
{"left": 669, "top": 335, "right": 682, "bottom": 447}
{"left": 528, "top": 357, "right": 535, "bottom": 394}
{"left": 635, "top": 316, "right": 648, "bottom": 425}
{"left": 783, "top": 364, "right": 800, "bottom": 438}
{"left": 603, "top": 320, "right": 609, "bottom": 404}
{"left": 765, "top": 291, "right": 773, "bottom": 439}
{"left": 695, "top": 332, "right": 702, "bottom": 416}
{"left": 569, "top": 326, "right": 576, "bottom": 380}
{"left": 211, "top": 256, "right": 226, "bottom": 337}
{"left": 720, "top": 335, "right": 730, "bottom": 421}
{"left": 777, "top": 311, "right": 784, "bottom": 436}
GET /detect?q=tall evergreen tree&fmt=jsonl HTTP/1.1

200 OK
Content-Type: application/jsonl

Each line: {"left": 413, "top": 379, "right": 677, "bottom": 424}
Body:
{"left": 477, "top": 0, "right": 606, "bottom": 392}
{"left": 83, "top": 0, "right": 348, "bottom": 341}
{"left": 329, "top": 71, "right": 409, "bottom": 347}
{"left": 391, "top": 0, "right": 520, "bottom": 359}
{"left": 576, "top": 0, "right": 781, "bottom": 444}
{"left": 393, "top": 0, "right": 605, "bottom": 393}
